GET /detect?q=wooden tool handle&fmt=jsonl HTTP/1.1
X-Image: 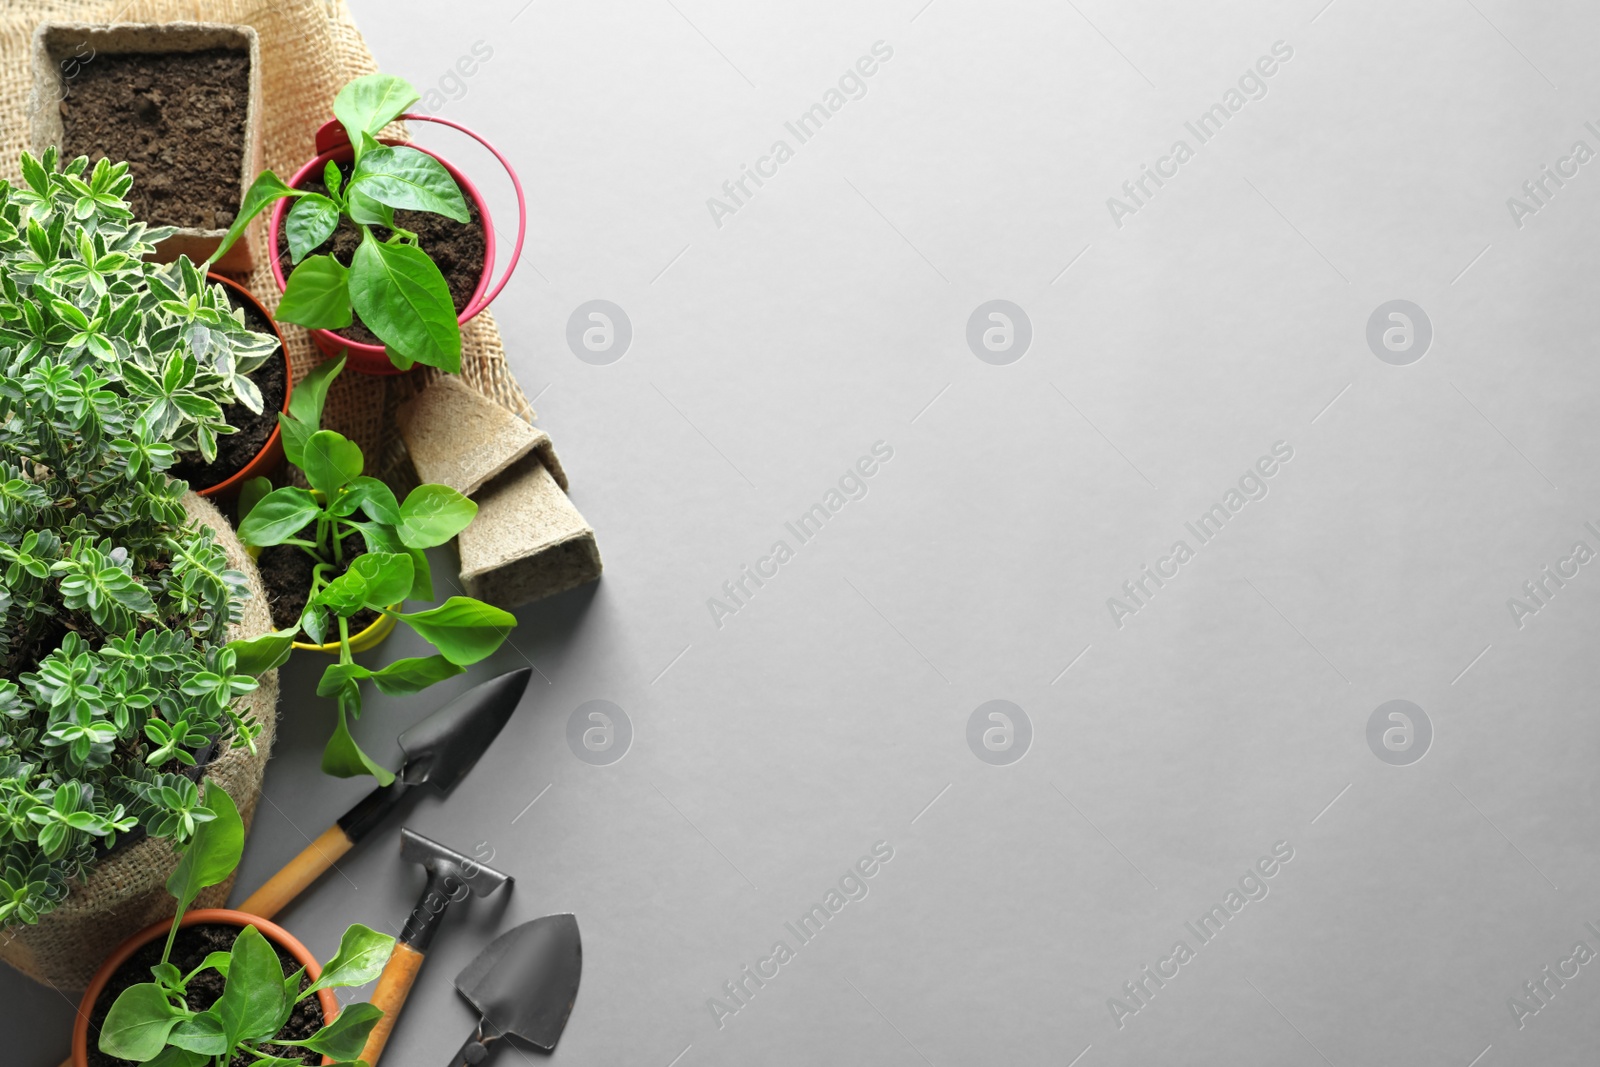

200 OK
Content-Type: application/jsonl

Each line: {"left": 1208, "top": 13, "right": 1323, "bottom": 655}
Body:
{"left": 359, "top": 941, "right": 428, "bottom": 1066}
{"left": 237, "top": 824, "right": 353, "bottom": 919}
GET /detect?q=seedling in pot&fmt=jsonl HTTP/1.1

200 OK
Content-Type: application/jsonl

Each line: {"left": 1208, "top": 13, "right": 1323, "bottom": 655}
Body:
{"left": 207, "top": 72, "right": 472, "bottom": 373}
{"left": 234, "top": 356, "right": 517, "bottom": 782}
{"left": 97, "top": 781, "right": 396, "bottom": 1065}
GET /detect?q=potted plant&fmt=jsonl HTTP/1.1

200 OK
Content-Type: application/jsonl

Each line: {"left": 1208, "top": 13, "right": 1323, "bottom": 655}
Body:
{"left": 29, "top": 22, "right": 266, "bottom": 272}
{"left": 207, "top": 71, "right": 526, "bottom": 376}
{"left": 179, "top": 272, "right": 293, "bottom": 499}
{"left": 0, "top": 150, "right": 286, "bottom": 990}
{"left": 236, "top": 355, "right": 518, "bottom": 781}
{"left": 75, "top": 782, "right": 392, "bottom": 1065}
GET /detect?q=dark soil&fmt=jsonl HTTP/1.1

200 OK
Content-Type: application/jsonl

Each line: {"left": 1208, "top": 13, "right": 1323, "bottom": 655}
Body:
{"left": 58, "top": 48, "right": 250, "bottom": 231}
{"left": 257, "top": 524, "right": 379, "bottom": 636}
{"left": 169, "top": 286, "right": 286, "bottom": 490}
{"left": 276, "top": 158, "right": 486, "bottom": 346}
{"left": 87, "top": 923, "right": 323, "bottom": 1066}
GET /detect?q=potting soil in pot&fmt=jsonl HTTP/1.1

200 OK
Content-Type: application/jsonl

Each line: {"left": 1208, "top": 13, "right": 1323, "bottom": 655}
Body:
{"left": 275, "top": 161, "right": 487, "bottom": 347}
{"left": 57, "top": 48, "right": 249, "bottom": 231}
{"left": 168, "top": 287, "right": 287, "bottom": 490}
{"left": 86, "top": 923, "right": 322, "bottom": 1067}
{"left": 257, "top": 524, "right": 381, "bottom": 635}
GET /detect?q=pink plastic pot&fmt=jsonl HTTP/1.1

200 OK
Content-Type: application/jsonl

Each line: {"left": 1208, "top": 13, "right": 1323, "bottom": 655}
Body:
{"left": 268, "top": 113, "right": 526, "bottom": 376}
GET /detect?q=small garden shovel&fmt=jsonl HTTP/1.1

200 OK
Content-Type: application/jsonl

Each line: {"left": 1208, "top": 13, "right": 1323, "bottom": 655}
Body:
{"left": 447, "top": 914, "right": 583, "bottom": 1064}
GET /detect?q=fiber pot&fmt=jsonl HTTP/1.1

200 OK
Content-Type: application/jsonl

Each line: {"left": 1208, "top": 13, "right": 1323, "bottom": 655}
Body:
{"left": 196, "top": 273, "right": 292, "bottom": 498}
{"left": 0, "top": 494, "right": 280, "bottom": 991}
{"left": 28, "top": 21, "right": 266, "bottom": 273}
{"left": 70, "top": 908, "right": 338, "bottom": 1066}
{"left": 267, "top": 114, "right": 526, "bottom": 376}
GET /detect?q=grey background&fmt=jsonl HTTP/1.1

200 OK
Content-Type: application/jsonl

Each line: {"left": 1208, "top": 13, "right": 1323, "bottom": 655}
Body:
{"left": 10, "top": 0, "right": 1600, "bottom": 1063}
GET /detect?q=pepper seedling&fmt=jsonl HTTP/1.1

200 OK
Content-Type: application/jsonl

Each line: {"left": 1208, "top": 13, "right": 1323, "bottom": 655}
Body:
{"left": 235, "top": 356, "right": 517, "bottom": 782}
{"left": 98, "top": 781, "right": 395, "bottom": 1065}
{"left": 206, "top": 72, "right": 471, "bottom": 372}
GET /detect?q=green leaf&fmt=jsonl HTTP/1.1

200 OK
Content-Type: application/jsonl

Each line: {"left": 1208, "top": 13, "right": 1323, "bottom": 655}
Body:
{"left": 348, "top": 233, "right": 461, "bottom": 372}
{"left": 225, "top": 626, "right": 301, "bottom": 675}
{"left": 167, "top": 1010, "right": 227, "bottom": 1055}
{"left": 397, "top": 484, "right": 477, "bottom": 549}
{"left": 333, "top": 73, "right": 420, "bottom": 153}
{"left": 368, "top": 654, "right": 464, "bottom": 696}
{"left": 277, "top": 254, "right": 353, "bottom": 331}
{"left": 347, "top": 551, "right": 412, "bottom": 610}
{"left": 146, "top": 1047, "right": 208, "bottom": 1067}
{"left": 166, "top": 783, "right": 242, "bottom": 909}
{"left": 283, "top": 1002, "right": 384, "bottom": 1059}
{"left": 215, "top": 925, "right": 287, "bottom": 1044}
{"left": 302, "top": 430, "right": 364, "bottom": 496}
{"left": 207, "top": 170, "right": 298, "bottom": 268}
{"left": 305, "top": 924, "right": 396, "bottom": 994}
{"left": 352, "top": 146, "right": 469, "bottom": 222}
{"left": 237, "top": 487, "right": 319, "bottom": 547}
{"left": 287, "top": 353, "right": 345, "bottom": 433}
{"left": 334, "top": 476, "right": 400, "bottom": 524}
{"left": 237, "top": 476, "right": 271, "bottom": 526}
{"left": 99, "top": 983, "right": 184, "bottom": 1060}
{"left": 395, "top": 597, "right": 516, "bottom": 665}
{"left": 315, "top": 568, "right": 368, "bottom": 617}
{"left": 321, "top": 691, "right": 395, "bottom": 784}
{"left": 285, "top": 193, "right": 341, "bottom": 263}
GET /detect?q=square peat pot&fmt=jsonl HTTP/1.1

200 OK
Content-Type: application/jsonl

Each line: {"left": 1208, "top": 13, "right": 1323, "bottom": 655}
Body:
{"left": 28, "top": 21, "right": 264, "bottom": 272}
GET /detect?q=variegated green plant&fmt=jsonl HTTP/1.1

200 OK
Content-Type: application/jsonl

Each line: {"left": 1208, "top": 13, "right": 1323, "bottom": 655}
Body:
{"left": 0, "top": 149, "right": 285, "bottom": 927}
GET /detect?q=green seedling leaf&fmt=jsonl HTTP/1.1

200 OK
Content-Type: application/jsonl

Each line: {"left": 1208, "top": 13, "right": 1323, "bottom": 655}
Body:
{"left": 237, "top": 487, "right": 319, "bottom": 547}
{"left": 277, "top": 254, "right": 353, "bottom": 331}
{"left": 166, "top": 782, "right": 242, "bottom": 910}
{"left": 368, "top": 654, "right": 464, "bottom": 696}
{"left": 237, "top": 476, "right": 271, "bottom": 526}
{"left": 395, "top": 596, "right": 516, "bottom": 665}
{"left": 285, "top": 193, "right": 341, "bottom": 263}
{"left": 302, "top": 429, "right": 364, "bottom": 497}
{"left": 208, "top": 170, "right": 298, "bottom": 268}
{"left": 347, "top": 551, "right": 412, "bottom": 610}
{"left": 348, "top": 233, "right": 460, "bottom": 372}
{"left": 397, "top": 484, "right": 476, "bottom": 549}
{"left": 167, "top": 1010, "right": 227, "bottom": 1055}
{"left": 352, "top": 146, "right": 469, "bottom": 222}
{"left": 315, "top": 567, "right": 368, "bottom": 617}
{"left": 225, "top": 626, "right": 301, "bottom": 675}
{"left": 99, "top": 982, "right": 184, "bottom": 1060}
{"left": 281, "top": 1001, "right": 384, "bottom": 1059}
{"left": 333, "top": 476, "right": 400, "bottom": 524}
{"left": 214, "top": 924, "right": 286, "bottom": 1045}
{"left": 305, "top": 923, "right": 396, "bottom": 994}
{"left": 146, "top": 1047, "right": 208, "bottom": 1067}
{"left": 286, "top": 353, "right": 345, "bottom": 434}
{"left": 321, "top": 690, "right": 395, "bottom": 784}
{"left": 334, "top": 73, "right": 420, "bottom": 153}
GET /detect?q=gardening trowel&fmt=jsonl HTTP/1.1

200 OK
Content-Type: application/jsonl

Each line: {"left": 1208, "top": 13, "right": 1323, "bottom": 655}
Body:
{"left": 238, "top": 667, "right": 531, "bottom": 918}
{"left": 447, "top": 914, "right": 584, "bottom": 1064}
{"left": 360, "top": 830, "right": 515, "bottom": 1064}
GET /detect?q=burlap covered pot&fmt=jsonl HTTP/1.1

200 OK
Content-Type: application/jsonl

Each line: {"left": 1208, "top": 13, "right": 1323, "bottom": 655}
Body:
{"left": 0, "top": 493, "right": 279, "bottom": 991}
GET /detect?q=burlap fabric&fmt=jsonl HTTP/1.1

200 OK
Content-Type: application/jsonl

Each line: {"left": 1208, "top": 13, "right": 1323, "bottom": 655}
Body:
{"left": 0, "top": 494, "right": 279, "bottom": 991}
{"left": 0, "top": 0, "right": 536, "bottom": 482}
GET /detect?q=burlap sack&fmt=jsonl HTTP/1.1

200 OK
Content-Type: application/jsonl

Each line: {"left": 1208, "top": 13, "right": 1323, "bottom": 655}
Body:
{"left": 0, "top": 493, "right": 279, "bottom": 991}
{"left": 0, "top": 0, "right": 536, "bottom": 483}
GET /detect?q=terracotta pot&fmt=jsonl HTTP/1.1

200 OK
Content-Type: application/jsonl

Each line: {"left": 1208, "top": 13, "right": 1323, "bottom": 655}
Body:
{"left": 196, "top": 273, "right": 293, "bottom": 499}
{"left": 71, "top": 907, "right": 338, "bottom": 1066}
{"left": 267, "top": 114, "right": 526, "bottom": 376}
